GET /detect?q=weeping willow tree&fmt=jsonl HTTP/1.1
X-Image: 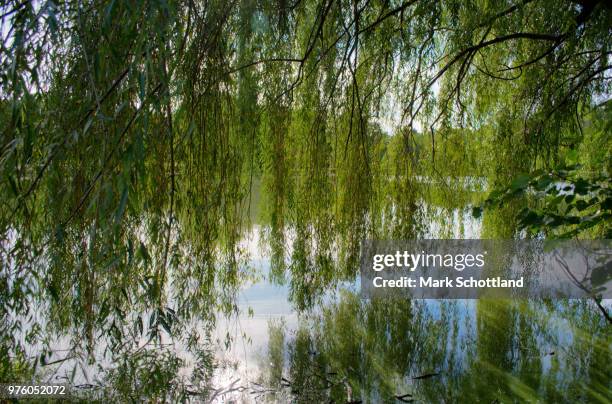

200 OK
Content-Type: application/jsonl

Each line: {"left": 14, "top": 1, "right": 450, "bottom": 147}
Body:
{"left": 0, "top": 0, "right": 610, "bottom": 387}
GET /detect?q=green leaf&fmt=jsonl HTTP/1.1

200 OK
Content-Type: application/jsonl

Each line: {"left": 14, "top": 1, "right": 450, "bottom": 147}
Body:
{"left": 519, "top": 210, "right": 541, "bottom": 226}
{"left": 534, "top": 176, "right": 553, "bottom": 191}
{"left": 574, "top": 178, "right": 590, "bottom": 195}
{"left": 115, "top": 186, "right": 129, "bottom": 223}
{"left": 159, "top": 316, "right": 171, "bottom": 335}
{"left": 565, "top": 149, "right": 578, "bottom": 165}
{"left": 7, "top": 175, "right": 19, "bottom": 196}
{"left": 134, "top": 315, "right": 143, "bottom": 336}
{"left": 510, "top": 174, "right": 531, "bottom": 193}
{"left": 138, "top": 243, "right": 150, "bottom": 264}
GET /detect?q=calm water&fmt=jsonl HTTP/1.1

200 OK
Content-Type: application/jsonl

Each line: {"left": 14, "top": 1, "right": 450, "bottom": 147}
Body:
{"left": 7, "top": 204, "right": 611, "bottom": 402}
{"left": 202, "top": 216, "right": 610, "bottom": 402}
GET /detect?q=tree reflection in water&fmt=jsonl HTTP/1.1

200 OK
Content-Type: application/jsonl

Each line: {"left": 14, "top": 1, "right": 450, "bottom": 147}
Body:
{"left": 255, "top": 294, "right": 610, "bottom": 403}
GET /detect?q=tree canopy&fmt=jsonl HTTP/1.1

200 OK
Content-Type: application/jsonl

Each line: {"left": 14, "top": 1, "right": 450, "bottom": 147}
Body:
{"left": 0, "top": 0, "right": 610, "bottom": 389}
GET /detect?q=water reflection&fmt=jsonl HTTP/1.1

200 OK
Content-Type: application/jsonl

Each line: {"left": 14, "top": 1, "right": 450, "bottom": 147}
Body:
{"left": 249, "top": 295, "right": 610, "bottom": 403}
{"left": 2, "top": 176, "right": 610, "bottom": 402}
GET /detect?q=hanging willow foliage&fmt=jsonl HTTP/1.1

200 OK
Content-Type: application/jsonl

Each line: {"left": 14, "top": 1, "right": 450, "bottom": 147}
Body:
{"left": 0, "top": 0, "right": 610, "bottom": 367}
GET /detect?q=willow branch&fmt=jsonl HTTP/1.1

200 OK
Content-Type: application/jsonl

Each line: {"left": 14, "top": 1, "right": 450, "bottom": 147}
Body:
{"left": 61, "top": 83, "right": 163, "bottom": 228}
{"left": 427, "top": 32, "right": 566, "bottom": 90}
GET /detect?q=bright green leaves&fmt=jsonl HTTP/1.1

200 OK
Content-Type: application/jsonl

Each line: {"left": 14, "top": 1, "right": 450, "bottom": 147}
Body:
{"left": 148, "top": 306, "right": 177, "bottom": 338}
{"left": 474, "top": 165, "right": 611, "bottom": 238}
{"left": 0, "top": 0, "right": 610, "bottom": 395}
{"left": 510, "top": 173, "right": 532, "bottom": 193}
